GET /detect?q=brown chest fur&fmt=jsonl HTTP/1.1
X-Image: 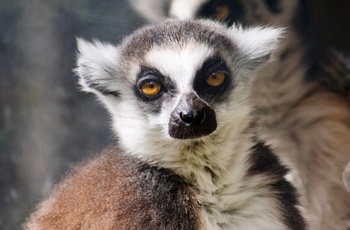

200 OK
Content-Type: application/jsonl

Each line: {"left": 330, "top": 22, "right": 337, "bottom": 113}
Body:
{"left": 24, "top": 148, "right": 201, "bottom": 230}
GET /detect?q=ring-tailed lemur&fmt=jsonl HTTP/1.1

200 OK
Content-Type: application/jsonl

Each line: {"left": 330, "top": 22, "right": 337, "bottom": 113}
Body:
{"left": 24, "top": 19, "right": 306, "bottom": 229}
{"left": 130, "top": 1, "right": 350, "bottom": 229}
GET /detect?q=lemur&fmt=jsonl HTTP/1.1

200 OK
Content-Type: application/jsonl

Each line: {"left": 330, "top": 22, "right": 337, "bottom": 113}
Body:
{"left": 130, "top": 0, "right": 350, "bottom": 229}
{"left": 24, "top": 19, "right": 306, "bottom": 230}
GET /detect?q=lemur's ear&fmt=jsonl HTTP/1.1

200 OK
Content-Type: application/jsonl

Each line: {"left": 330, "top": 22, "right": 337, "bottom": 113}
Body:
{"left": 229, "top": 26, "right": 284, "bottom": 69}
{"left": 75, "top": 38, "right": 121, "bottom": 97}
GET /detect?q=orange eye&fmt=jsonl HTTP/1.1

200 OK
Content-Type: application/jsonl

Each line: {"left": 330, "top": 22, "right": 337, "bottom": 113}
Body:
{"left": 215, "top": 5, "right": 230, "bottom": 21}
{"left": 206, "top": 71, "right": 225, "bottom": 87}
{"left": 141, "top": 81, "right": 161, "bottom": 96}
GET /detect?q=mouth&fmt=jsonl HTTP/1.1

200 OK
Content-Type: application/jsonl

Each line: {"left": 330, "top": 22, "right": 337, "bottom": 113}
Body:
{"left": 169, "top": 125, "right": 216, "bottom": 139}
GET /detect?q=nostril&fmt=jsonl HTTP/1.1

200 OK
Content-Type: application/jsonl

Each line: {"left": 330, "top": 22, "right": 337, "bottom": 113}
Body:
{"left": 180, "top": 111, "right": 194, "bottom": 124}
{"left": 180, "top": 110, "right": 206, "bottom": 125}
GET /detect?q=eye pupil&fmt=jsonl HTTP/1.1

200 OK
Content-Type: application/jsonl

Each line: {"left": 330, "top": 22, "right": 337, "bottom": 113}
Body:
{"left": 206, "top": 71, "right": 225, "bottom": 87}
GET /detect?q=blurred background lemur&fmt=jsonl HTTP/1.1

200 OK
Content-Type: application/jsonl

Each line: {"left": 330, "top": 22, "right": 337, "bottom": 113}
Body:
{"left": 129, "top": 0, "right": 350, "bottom": 229}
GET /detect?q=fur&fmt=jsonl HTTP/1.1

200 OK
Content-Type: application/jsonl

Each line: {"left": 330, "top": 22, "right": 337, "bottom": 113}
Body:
{"left": 128, "top": 1, "right": 350, "bottom": 229}
{"left": 25, "top": 148, "right": 202, "bottom": 229}
{"left": 344, "top": 161, "right": 350, "bottom": 193}
{"left": 24, "top": 20, "right": 305, "bottom": 229}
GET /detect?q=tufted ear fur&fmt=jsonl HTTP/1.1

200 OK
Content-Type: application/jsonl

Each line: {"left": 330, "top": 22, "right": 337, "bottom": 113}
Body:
{"left": 75, "top": 38, "right": 121, "bottom": 98}
{"left": 229, "top": 26, "right": 284, "bottom": 70}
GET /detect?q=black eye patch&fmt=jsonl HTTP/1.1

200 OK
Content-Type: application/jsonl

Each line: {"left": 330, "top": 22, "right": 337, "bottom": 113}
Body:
{"left": 193, "top": 54, "right": 232, "bottom": 103}
{"left": 135, "top": 66, "right": 175, "bottom": 102}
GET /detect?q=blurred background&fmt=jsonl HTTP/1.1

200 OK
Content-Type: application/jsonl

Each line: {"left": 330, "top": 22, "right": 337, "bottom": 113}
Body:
{"left": 0, "top": 0, "right": 349, "bottom": 229}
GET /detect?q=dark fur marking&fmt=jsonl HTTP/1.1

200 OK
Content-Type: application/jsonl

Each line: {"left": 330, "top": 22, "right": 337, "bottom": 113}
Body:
{"left": 135, "top": 160, "right": 201, "bottom": 229}
{"left": 248, "top": 141, "right": 306, "bottom": 230}
{"left": 135, "top": 66, "right": 172, "bottom": 101}
{"left": 193, "top": 54, "right": 233, "bottom": 104}
{"left": 247, "top": 142, "right": 288, "bottom": 181}
{"left": 263, "top": 0, "right": 282, "bottom": 14}
{"left": 196, "top": 0, "right": 244, "bottom": 26}
{"left": 133, "top": 66, "right": 177, "bottom": 114}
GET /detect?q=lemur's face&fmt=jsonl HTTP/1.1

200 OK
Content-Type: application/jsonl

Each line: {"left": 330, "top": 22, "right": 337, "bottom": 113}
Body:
{"left": 134, "top": 43, "right": 233, "bottom": 140}
{"left": 76, "top": 19, "right": 281, "bottom": 159}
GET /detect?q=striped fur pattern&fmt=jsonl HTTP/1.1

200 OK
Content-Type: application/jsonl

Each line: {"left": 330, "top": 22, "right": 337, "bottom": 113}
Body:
{"left": 24, "top": 20, "right": 305, "bottom": 229}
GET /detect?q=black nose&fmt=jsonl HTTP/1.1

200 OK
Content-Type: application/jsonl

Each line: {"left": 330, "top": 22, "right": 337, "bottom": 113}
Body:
{"left": 169, "top": 93, "right": 217, "bottom": 139}
{"left": 179, "top": 110, "right": 205, "bottom": 126}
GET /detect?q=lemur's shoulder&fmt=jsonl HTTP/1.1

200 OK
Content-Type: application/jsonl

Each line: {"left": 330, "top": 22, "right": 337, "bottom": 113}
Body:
{"left": 24, "top": 148, "right": 201, "bottom": 229}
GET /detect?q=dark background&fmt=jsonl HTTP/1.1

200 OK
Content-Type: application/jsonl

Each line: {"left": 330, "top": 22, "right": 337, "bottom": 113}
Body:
{"left": 0, "top": 0, "right": 349, "bottom": 229}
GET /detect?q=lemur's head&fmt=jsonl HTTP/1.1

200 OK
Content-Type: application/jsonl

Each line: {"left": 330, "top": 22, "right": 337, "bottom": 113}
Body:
{"left": 76, "top": 19, "right": 281, "bottom": 162}
{"left": 131, "top": 0, "right": 301, "bottom": 27}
